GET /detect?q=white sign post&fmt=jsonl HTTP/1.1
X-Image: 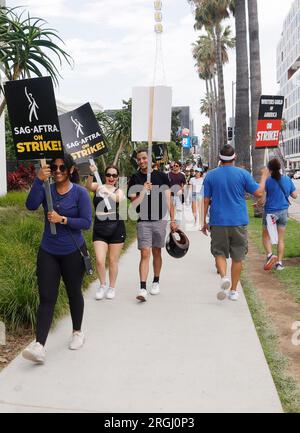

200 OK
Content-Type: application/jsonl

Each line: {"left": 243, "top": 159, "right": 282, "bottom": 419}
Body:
{"left": 89, "top": 158, "right": 111, "bottom": 210}
{"left": 132, "top": 85, "right": 172, "bottom": 187}
{"left": 0, "top": 1, "right": 7, "bottom": 196}
{"left": 0, "top": 93, "right": 6, "bottom": 197}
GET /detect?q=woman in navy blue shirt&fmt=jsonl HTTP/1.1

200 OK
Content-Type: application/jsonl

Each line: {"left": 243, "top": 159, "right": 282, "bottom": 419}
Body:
{"left": 22, "top": 155, "right": 92, "bottom": 364}
{"left": 263, "top": 158, "right": 297, "bottom": 271}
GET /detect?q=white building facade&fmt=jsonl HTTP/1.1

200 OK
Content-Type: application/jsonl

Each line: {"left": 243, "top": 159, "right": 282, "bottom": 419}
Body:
{"left": 277, "top": 0, "right": 300, "bottom": 169}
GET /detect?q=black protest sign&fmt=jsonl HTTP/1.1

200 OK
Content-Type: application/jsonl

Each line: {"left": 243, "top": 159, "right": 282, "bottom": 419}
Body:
{"left": 256, "top": 95, "right": 284, "bottom": 149}
{"left": 153, "top": 143, "right": 168, "bottom": 162}
{"left": 59, "top": 103, "right": 108, "bottom": 163}
{"left": 258, "top": 95, "right": 284, "bottom": 120}
{"left": 4, "top": 77, "right": 64, "bottom": 160}
{"left": 130, "top": 150, "right": 138, "bottom": 170}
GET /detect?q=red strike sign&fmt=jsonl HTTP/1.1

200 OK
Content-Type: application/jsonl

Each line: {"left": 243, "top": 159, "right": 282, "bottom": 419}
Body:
{"left": 256, "top": 119, "right": 282, "bottom": 149}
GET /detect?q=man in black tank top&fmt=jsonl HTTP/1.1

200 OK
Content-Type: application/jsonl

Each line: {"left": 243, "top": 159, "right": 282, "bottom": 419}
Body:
{"left": 128, "top": 148, "right": 177, "bottom": 302}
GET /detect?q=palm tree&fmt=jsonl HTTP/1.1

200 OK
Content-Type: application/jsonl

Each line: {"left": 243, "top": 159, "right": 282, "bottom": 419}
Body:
{"left": 248, "top": 0, "right": 263, "bottom": 180}
{"left": 192, "top": 25, "right": 235, "bottom": 166}
{"left": 96, "top": 100, "right": 133, "bottom": 174}
{"left": 0, "top": 6, "right": 72, "bottom": 117}
{"left": 234, "top": 0, "right": 250, "bottom": 169}
{"left": 192, "top": 35, "right": 217, "bottom": 167}
{"left": 190, "top": 0, "right": 232, "bottom": 147}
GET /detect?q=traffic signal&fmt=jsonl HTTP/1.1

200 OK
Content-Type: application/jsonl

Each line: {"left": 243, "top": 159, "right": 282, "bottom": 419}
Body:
{"left": 228, "top": 127, "right": 233, "bottom": 141}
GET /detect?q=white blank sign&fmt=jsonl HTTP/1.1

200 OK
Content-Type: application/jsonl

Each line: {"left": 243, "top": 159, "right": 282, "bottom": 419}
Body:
{"left": 132, "top": 86, "right": 172, "bottom": 142}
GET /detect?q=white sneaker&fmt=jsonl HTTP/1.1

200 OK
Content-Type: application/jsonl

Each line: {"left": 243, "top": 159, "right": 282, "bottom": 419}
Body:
{"left": 228, "top": 291, "right": 239, "bottom": 301}
{"left": 275, "top": 262, "right": 285, "bottom": 271}
{"left": 106, "top": 287, "right": 115, "bottom": 299}
{"left": 136, "top": 289, "right": 148, "bottom": 302}
{"left": 150, "top": 282, "right": 160, "bottom": 295}
{"left": 69, "top": 331, "right": 85, "bottom": 350}
{"left": 95, "top": 285, "right": 106, "bottom": 300}
{"left": 217, "top": 277, "right": 231, "bottom": 300}
{"left": 22, "top": 342, "right": 46, "bottom": 364}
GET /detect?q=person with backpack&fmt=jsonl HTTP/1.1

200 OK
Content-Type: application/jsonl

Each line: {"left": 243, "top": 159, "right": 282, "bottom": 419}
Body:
{"left": 263, "top": 158, "right": 297, "bottom": 271}
{"left": 22, "top": 155, "right": 92, "bottom": 364}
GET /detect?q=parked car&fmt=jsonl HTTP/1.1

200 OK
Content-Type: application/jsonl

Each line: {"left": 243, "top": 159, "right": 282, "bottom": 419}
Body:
{"left": 286, "top": 169, "right": 295, "bottom": 178}
{"left": 293, "top": 171, "right": 300, "bottom": 179}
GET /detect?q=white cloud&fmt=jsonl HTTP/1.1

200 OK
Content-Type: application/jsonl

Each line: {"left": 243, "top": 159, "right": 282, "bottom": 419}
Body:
{"left": 7, "top": 0, "right": 297, "bottom": 141}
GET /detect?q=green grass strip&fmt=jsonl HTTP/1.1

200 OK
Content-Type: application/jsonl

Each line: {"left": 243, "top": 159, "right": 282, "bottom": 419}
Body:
{"left": 0, "top": 192, "right": 136, "bottom": 331}
{"left": 241, "top": 266, "right": 300, "bottom": 413}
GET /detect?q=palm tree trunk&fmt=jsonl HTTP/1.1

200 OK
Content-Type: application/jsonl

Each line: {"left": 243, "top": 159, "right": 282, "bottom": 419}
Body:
{"left": 205, "top": 80, "right": 212, "bottom": 168}
{"left": 213, "top": 73, "right": 220, "bottom": 156}
{"left": 101, "top": 155, "right": 106, "bottom": 171}
{"left": 113, "top": 139, "right": 126, "bottom": 166}
{"left": 0, "top": 67, "right": 22, "bottom": 118}
{"left": 235, "top": 0, "right": 251, "bottom": 170}
{"left": 0, "top": 98, "right": 6, "bottom": 118}
{"left": 248, "top": 0, "right": 264, "bottom": 180}
{"left": 209, "top": 77, "right": 218, "bottom": 168}
{"left": 216, "top": 24, "right": 228, "bottom": 147}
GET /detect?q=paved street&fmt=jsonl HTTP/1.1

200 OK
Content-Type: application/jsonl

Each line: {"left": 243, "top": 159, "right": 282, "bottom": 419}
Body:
{"left": 0, "top": 212, "right": 282, "bottom": 413}
{"left": 289, "top": 178, "right": 300, "bottom": 221}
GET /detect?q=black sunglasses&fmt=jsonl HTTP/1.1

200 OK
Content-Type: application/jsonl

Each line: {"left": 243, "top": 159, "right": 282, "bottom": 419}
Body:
{"left": 51, "top": 164, "right": 67, "bottom": 173}
{"left": 105, "top": 173, "right": 118, "bottom": 179}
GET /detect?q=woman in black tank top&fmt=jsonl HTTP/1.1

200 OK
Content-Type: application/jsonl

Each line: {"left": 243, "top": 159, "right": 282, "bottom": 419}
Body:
{"left": 86, "top": 164, "right": 126, "bottom": 300}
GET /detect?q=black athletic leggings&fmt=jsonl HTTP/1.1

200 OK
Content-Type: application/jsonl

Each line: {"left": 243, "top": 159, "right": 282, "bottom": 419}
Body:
{"left": 36, "top": 247, "right": 86, "bottom": 346}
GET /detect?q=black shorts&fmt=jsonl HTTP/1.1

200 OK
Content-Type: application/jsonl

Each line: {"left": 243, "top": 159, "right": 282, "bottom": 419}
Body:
{"left": 93, "top": 219, "right": 126, "bottom": 244}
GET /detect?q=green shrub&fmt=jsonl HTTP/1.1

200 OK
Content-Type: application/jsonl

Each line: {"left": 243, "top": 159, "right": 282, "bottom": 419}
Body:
{"left": 0, "top": 192, "right": 136, "bottom": 331}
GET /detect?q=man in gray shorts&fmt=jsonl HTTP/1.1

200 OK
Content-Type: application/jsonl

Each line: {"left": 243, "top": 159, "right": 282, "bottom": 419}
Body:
{"left": 128, "top": 148, "right": 177, "bottom": 302}
{"left": 202, "top": 145, "right": 268, "bottom": 301}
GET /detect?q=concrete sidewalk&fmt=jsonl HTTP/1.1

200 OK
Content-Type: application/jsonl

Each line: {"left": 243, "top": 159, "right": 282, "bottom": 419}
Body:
{"left": 0, "top": 216, "right": 282, "bottom": 413}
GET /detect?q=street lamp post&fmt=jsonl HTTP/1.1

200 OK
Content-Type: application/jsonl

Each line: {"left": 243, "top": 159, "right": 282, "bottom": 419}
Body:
{"left": 232, "top": 81, "right": 236, "bottom": 148}
{"left": 0, "top": 0, "right": 7, "bottom": 196}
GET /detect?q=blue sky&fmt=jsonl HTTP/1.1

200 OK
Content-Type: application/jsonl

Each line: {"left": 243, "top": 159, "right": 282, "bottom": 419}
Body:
{"left": 7, "top": 0, "right": 295, "bottom": 139}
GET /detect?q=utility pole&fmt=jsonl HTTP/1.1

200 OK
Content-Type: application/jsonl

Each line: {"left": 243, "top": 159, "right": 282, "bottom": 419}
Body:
{"left": 232, "top": 81, "right": 236, "bottom": 148}
{"left": 0, "top": 0, "right": 7, "bottom": 196}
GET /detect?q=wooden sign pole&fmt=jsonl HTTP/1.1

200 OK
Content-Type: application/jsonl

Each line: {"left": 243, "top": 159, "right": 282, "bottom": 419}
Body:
{"left": 264, "top": 148, "right": 269, "bottom": 166}
{"left": 147, "top": 86, "right": 155, "bottom": 194}
{"left": 40, "top": 159, "right": 56, "bottom": 235}
{"left": 89, "top": 158, "right": 112, "bottom": 210}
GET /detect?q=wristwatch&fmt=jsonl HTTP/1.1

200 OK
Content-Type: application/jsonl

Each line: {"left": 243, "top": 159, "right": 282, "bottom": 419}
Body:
{"left": 60, "top": 216, "right": 66, "bottom": 225}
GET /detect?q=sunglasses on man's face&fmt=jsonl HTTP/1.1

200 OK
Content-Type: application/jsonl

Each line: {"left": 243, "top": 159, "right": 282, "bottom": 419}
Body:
{"left": 51, "top": 164, "right": 67, "bottom": 173}
{"left": 105, "top": 173, "right": 118, "bottom": 179}
{"left": 173, "top": 165, "right": 179, "bottom": 168}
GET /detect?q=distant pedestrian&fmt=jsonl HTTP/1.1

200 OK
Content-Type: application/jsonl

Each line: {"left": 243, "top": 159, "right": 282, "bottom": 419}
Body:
{"left": 128, "top": 148, "right": 177, "bottom": 302}
{"left": 189, "top": 168, "right": 204, "bottom": 227}
{"left": 202, "top": 145, "right": 268, "bottom": 301}
{"left": 262, "top": 158, "right": 297, "bottom": 271}
{"left": 168, "top": 161, "right": 186, "bottom": 225}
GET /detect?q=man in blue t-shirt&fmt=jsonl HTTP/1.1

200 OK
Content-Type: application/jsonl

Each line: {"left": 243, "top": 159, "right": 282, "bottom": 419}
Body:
{"left": 202, "top": 145, "right": 269, "bottom": 301}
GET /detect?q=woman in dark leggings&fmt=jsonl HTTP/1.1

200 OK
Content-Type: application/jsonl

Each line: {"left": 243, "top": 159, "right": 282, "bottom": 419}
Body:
{"left": 22, "top": 155, "right": 92, "bottom": 364}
